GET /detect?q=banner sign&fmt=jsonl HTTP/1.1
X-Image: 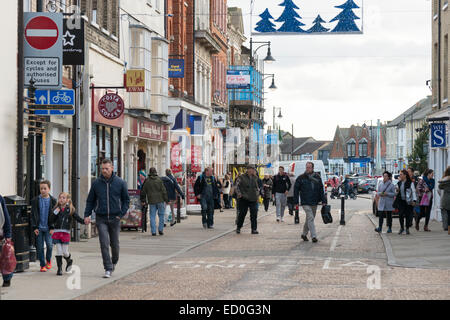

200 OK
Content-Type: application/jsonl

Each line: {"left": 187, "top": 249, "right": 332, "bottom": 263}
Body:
{"left": 171, "top": 142, "right": 183, "bottom": 173}
{"left": 169, "top": 59, "right": 184, "bottom": 78}
{"left": 63, "top": 17, "right": 84, "bottom": 65}
{"left": 226, "top": 70, "right": 250, "bottom": 89}
{"left": 191, "top": 145, "right": 202, "bottom": 173}
{"left": 252, "top": 0, "right": 363, "bottom": 36}
{"left": 431, "top": 123, "right": 447, "bottom": 148}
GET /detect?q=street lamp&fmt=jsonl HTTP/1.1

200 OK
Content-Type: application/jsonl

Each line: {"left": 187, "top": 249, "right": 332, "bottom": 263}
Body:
{"left": 264, "top": 74, "right": 277, "bottom": 91}
{"left": 250, "top": 38, "right": 276, "bottom": 66}
{"left": 273, "top": 106, "right": 282, "bottom": 133}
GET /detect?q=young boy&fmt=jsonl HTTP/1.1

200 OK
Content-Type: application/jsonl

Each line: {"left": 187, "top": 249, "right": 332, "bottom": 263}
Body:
{"left": 30, "top": 181, "right": 57, "bottom": 272}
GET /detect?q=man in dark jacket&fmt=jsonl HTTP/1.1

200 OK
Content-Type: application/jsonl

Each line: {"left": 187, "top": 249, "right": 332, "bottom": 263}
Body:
{"left": 30, "top": 180, "right": 57, "bottom": 272}
{"left": 194, "top": 167, "right": 219, "bottom": 229}
{"left": 84, "top": 159, "right": 130, "bottom": 278}
{"left": 236, "top": 165, "right": 261, "bottom": 234}
{"left": 141, "top": 168, "right": 169, "bottom": 236}
{"left": 0, "top": 195, "right": 13, "bottom": 287}
{"left": 262, "top": 174, "right": 273, "bottom": 212}
{"left": 294, "top": 162, "right": 326, "bottom": 243}
{"left": 161, "top": 169, "right": 185, "bottom": 226}
{"left": 272, "top": 166, "right": 292, "bottom": 222}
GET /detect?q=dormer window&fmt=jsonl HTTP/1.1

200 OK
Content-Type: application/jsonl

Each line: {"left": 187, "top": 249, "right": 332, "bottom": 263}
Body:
{"left": 347, "top": 139, "right": 356, "bottom": 157}
{"left": 359, "top": 138, "right": 368, "bottom": 157}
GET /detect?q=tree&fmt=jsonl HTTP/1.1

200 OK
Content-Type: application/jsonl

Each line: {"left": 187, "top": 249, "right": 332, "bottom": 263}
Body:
{"left": 275, "top": 0, "right": 306, "bottom": 33}
{"left": 255, "top": 9, "right": 276, "bottom": 33}
{"left": 330, "top": 0, "right": 361, "bottom": 33}
{"left": 407, "top": 123, "right": 429, "bottom": 174}
{"left": 307, "top": 14, "right": 330, "bottom": 33}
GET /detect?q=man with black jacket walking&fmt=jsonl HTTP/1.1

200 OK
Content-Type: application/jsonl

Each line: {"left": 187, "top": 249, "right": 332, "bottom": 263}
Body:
{"left": 84, "top": 159, "right": 130, "bottom": 278}
{"left": 236, "top": 165, "right": 261, "bottom": 234}
{"left": 293, "top": 162, "right": 327, "bottom": 243}
{"left": 161, "top": 169, "right": 185, "bottom": 226}
{"left": 272, "top": 166, "right": 292, "bottom": 222}
{"left": 194, "top": 167, "right": 220, "bottom": 229}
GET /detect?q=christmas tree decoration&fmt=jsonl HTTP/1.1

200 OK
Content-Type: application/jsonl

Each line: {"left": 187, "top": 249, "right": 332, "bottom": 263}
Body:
{"left": 329, "top": 0, "right": 361, "bottom": 33}
{"left": 307, "top": 15, "right": 330, "bottom": 33}
{"left": 275, "top": 0, "right": 306, "bottom": 33}
{"left": 254, "top": 8, "right": 277, "bottom": 33}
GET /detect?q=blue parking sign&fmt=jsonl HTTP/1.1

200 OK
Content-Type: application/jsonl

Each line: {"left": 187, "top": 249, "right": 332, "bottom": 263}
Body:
{"left": 431, "top": 123, "right": 447, "bottom": 148}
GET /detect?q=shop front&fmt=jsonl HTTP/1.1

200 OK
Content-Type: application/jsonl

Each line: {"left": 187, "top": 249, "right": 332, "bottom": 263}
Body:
{"left": 125, "top": 116, "right": 169, "bottom": 189}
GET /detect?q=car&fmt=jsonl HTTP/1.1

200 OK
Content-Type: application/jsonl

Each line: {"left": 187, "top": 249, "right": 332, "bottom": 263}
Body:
{"left": 358, "top": 179, "right": 377, "bottom": 193}
{"left": 371, "top": 177, "right": 399, "bottom": 217}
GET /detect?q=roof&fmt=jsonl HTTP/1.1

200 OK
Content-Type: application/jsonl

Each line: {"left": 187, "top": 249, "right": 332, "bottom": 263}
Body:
{"left": 280, "top": 137, "right": 312, "bottom": 154}
{"left": 293, "top": 141, "right": 329, "bottom": 156}
{"left": 387, "top": 96, "right": 432, "bottom": 127}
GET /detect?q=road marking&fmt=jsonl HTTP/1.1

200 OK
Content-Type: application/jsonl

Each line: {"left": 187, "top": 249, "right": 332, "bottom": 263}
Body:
{"left": 330, "top": 225, "right": 343, "bottom": 252}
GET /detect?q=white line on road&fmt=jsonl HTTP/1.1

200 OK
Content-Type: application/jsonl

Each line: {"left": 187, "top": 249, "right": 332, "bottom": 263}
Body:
{"left": 330, "top": 225, "right": 343, "bottom": 252}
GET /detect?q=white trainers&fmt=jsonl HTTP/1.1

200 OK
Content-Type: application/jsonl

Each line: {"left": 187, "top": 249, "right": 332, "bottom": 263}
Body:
{"left": 103, "top": 271, "right": 111, "bottom": 278}
{"left": 281, "top": 218, "right": 284, "bottom": 222}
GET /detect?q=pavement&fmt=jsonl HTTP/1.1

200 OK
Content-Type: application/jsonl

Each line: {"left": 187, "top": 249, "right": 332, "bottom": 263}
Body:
{"left": 367, "top": 212, "right": 450, "bottom": 269}
{"left": 0, "top": 207, "right": 267, "bottom": 300}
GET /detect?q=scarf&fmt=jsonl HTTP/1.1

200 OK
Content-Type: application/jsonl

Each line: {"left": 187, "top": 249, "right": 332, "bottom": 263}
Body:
{"left": 423, "top": 175, "right": 435, "bottom": 190}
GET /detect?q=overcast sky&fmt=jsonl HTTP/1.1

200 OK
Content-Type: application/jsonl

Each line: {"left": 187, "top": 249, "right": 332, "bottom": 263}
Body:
{"left": 227, "top": 0, "right": 432, "bottom": 140}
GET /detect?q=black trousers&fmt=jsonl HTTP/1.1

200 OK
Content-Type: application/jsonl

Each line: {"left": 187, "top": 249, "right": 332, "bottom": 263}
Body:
{"left": 223, "top": 194, "right": 230, "bottom": 208}
{"left": 378, "top": 211, "right": 393, "bottom": 228}
{"left": 237, "top": 198, "right": 258, "bottom": 231}
{"left": 398, "top": 200, "right": 413, "bottom": 230}
{"left": 418, "top": 198, "right": 433, "bottom": 226}
{"left": 263, "top": 197, "right": 271, "bottom": 212}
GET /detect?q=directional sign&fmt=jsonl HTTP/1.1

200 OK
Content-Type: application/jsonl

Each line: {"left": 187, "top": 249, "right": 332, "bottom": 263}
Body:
{"left": 33, "top": 89, "right": 75, "bottom": 116}
{"left": 24, "top": 12, "right": 63, "bottom": 90}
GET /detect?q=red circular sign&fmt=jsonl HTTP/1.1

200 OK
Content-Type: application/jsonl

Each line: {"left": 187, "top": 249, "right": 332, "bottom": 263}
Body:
{"left": 98, "top": 93, "right": 125, "bottom": 120}
{"left": 25, "top": 16, "right": 59, "bottom": 50}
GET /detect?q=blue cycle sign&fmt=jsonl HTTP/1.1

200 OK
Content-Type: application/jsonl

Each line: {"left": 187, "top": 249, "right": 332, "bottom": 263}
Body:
{"left": 431, "top": 123, "right": 447, "bottom": 148}
{"left": 33, "top": 89, "right": 75, "bottom": 115}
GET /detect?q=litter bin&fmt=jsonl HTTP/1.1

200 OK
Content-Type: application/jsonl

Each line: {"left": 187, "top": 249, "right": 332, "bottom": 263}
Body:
{"left": 4, "top": 195, "right": 30, "bottom": 272}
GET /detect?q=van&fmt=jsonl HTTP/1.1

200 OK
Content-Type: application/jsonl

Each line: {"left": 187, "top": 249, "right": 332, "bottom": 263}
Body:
{"left": 275, "top": 160, "right": 327, "bottom": 190}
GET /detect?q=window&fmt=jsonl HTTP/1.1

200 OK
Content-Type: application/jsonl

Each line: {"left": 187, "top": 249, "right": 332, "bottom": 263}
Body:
{"left": 347, "top": 140, "right": 356, "bottom": 157}
{"left": 359, "top": 139, "right": 368, "bottom": 157}
{"left": 152, "top": 39, "right": 169, "bottom": 113}
{"left": 102, "top": 0, "right": 109, "bottom": 30}
{"left": 91, "top": 0, "right": 98, "bottom": 25}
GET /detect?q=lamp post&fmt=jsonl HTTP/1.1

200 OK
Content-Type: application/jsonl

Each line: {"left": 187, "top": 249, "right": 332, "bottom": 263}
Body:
{"left": 273, "top": 107, "right": 282, "bottom": 133}
{"left": 250, "top": 38, "right": 276, "bottom": 67}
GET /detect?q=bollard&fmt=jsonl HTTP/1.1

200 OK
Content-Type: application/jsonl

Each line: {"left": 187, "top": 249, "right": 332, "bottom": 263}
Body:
{"left": 340, "top": 194, "right": 346, "bottom": 226}
{"left": 177, "top": 195, "right": 181, "bottom": 223}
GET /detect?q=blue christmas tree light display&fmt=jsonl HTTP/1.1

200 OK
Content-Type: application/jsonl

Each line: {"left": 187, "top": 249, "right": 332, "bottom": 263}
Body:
{"left": 307, "top": 14, "right": 330, "bottom": 33}
{"left": 329, "top": 0, "right": 361, "bottom": 32}
{"left": 254, "top": 9, "right": 276, "bottom": 33}
{"left": 275, "top": 0, "right": 306, "bottom": 33}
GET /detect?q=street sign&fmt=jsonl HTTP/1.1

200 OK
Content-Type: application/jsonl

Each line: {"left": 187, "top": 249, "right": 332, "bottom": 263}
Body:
{"left": 33, "top": 89, "right": 75, "bottom": 116}
{"left": 63, "top": 17, "right": 85, "bottom": 65}
{"left": 24, "top": 12, "right": 63, "bottom": 89}
{"left": 431, "top": 123, "right": 447, "bottom": 148}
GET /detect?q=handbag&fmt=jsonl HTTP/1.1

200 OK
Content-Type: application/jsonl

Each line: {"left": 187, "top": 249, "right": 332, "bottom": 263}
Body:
{"left": 321, "top": 205, "right": 333, "bottom": 224}
{"left": 0, "top": 239, "right": 17, "bottom": 274}
{"left": 419, "top": 192, "right": 430, "bottom": 206}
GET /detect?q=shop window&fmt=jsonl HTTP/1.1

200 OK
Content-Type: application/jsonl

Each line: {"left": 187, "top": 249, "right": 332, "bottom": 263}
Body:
{"left": 92, "top": 125, "right": 122, "bottom": 178}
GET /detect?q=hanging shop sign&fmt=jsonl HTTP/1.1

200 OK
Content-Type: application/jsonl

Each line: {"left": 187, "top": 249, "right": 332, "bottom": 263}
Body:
{"left": 98, "top": 92, "right": 125, "bottom": 120}
{"left": 125, "top": 69, "right": 145, "bottom": 92}
{"left": 168, "top": 59, "right": 185, "bottom": 78}
{"left": 63, "top": 17, "right": 85, "bottom": 65}
{"left": 212, "top": 113, "right": 227, "bottom": 128}
{"left": 431, "top": 123, "right": 447, "bottom": 148}
{"left": 252, "top": 0, "right": 363, "bottom": 36}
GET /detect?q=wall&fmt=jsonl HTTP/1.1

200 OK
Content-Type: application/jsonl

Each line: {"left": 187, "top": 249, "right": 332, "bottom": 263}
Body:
{"left": 0, "top": 4, "right": 18, "bottom": 195}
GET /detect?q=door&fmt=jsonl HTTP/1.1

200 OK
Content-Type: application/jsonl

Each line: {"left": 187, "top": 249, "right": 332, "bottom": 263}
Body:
{"left": 52, "top": 143, "right": 64, "bottom": 197}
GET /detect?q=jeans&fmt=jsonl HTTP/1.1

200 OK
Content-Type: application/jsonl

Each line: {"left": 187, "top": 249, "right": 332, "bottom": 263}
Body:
{"left": 302, "top": 206, "right": 318, "bottom": 238}
{"left": 237, "top": 198, "right": 258, "bottom": 231}
{"left": 398, "top": 200, "right": 412, "bottom": 230}
{"left": 96, "top": 215, "right": 121, "bottom": 272}
{"left": 378, "top": 211, "right": 393, "bottom": 229}
{"left": 150, "top": 202, "right": 166, "bottom": 234}
{"left": 200, "top": 197, "right": 215, "bottom": 227}
{"left": 36, "top": 230, "right": 53, "bottom": 267}
{"left": 442, "top": 208, "right": 449, "bottom": 230}
{"left": 287, "top": 197, "right": 295, "bottom": 214}
{"left": 223, "top": 194, "right": 230, "bottom": 209}
{"left": 275, "top": 193, "right": 287, "bottom": 218}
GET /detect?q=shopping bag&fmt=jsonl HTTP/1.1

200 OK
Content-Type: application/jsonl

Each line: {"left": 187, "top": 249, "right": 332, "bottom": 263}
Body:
{"left": 0, "top": 239, "right": 17, "bottom": 274}
{"left": 321, "top": 205, "right": 333, "bottom": 224}
{"left": 419, "top": 193, "right": 430, "bottom": 206}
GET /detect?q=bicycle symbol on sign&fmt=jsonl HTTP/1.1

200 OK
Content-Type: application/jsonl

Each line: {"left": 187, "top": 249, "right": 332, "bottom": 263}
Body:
{"left": 52, "top": 92, "right": 72, "bottom": 104}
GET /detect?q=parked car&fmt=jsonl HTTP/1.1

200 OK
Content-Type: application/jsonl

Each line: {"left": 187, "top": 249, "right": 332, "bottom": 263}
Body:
{"left": 358, "top": 179, "right": 377, "bottom": 194}
{"left": 371, "top": 177, "right": 399, "bottom": 216}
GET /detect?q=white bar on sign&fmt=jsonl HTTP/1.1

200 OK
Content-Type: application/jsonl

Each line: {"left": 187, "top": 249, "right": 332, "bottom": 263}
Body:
{"left": 26, "top": 29, "right": 58, "bottom": 37}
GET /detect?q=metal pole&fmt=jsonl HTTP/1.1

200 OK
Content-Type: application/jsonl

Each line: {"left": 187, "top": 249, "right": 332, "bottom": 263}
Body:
{"left": 17, "top": 0, "right": 24, "bottom": 197}
{"left": 438, "top": 0, "right": 442, "bottom": 110}
{"left": 72, "top": 65, "right": 81, "bottom": 241}
{"left": 340, "top": 193, "right": 345, "bottom": 225}
{"left": 291, "top": 123, "right": 293, "bottom": 160}
{"left": 37, "top": 0, "right": 44, "bottom": 12}
{"left": 176, "top": 194, "right": 181, "bottom": 223}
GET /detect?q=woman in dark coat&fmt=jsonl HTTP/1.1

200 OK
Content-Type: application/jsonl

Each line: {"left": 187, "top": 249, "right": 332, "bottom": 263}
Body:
{"left": 0, "top": 195, "right": 13, "bottom": 287}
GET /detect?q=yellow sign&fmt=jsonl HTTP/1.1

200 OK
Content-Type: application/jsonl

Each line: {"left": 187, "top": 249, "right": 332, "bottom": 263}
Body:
{"left": 126, "top": 70, "right": 145, "bottom": 92}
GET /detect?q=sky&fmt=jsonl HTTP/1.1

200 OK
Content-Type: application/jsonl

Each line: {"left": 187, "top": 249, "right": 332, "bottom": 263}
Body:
{"left": 227, "top": 0, "right": 432, "bottom": 141}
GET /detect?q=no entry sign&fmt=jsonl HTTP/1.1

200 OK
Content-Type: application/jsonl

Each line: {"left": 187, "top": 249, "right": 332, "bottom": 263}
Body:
{"left": 25, "top": 16, "right": 59, "bottom": 50}
{"left": 24, "top": 12, "right": 63, "bottom": 90}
